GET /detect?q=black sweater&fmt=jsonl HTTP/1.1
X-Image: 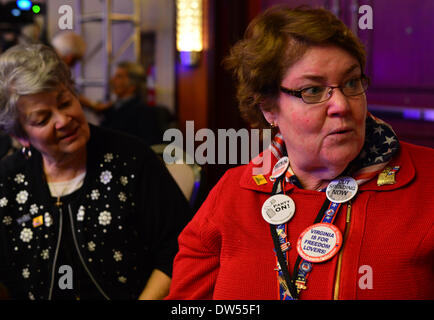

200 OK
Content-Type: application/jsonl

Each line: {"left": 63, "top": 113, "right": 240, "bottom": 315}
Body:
{"left": 0, "top": 124, "right": 191, "bottom": 299}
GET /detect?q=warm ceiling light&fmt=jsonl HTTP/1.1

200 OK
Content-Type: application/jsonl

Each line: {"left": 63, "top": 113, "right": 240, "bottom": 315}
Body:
{"left": 176, "top": 0, "right": 203, "bottom": 66}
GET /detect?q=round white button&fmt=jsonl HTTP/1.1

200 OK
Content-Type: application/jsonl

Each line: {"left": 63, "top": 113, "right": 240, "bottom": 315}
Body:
{"left": 270, "top": 156, "right": 289, "bottom": 181}
{"left": 261, "top": 194, "right": 295, "bottom": 225}
{"left": 296, "top": 223, "right": 343, "bottom": 263}
{"left": 326, "top": 176, "right": 358, "bottom": 203}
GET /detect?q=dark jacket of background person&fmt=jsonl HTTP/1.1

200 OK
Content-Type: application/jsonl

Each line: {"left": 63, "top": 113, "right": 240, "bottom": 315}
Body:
{"left": 100, "top": 97, "right": 172, "bottom": 146}
{"left": 0, "top": 125, "right": 192, "bottom": 300}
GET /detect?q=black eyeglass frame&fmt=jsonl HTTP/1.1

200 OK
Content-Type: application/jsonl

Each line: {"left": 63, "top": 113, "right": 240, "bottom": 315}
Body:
{"left": 279, "top": 74, "right": 370, "bottom": 104}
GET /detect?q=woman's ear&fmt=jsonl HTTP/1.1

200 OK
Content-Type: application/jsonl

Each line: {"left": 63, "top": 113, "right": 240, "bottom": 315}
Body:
{"left": 13, "top": 135, "right": 30, "bottom": 148}
{"left": 260, "top": 104, "right": 277, "bottom": 127}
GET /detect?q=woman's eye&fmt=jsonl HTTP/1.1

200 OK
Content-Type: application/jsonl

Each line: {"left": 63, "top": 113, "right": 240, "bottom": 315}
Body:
{"left": 303, "top": 86, "right": 325, "bottom": 96}
{"left": 59, "top": 100, "right": 71, "bottom": 108}
{"left": 34, "top": 118, "right": 48, "bottom": 126}
{"left": 345, "top": 78, "right": 359, "bottom": 88}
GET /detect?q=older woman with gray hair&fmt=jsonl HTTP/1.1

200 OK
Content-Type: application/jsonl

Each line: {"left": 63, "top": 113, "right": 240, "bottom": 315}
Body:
{"left": 0, "top": 44, "right": 191, "bottom": 300}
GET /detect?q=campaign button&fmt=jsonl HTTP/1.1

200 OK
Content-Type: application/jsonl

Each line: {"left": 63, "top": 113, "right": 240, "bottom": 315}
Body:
{"left": 261, "top": 194, "right": 295, "bottom": 225}
{"left": 270, "top": 156, "right": 289, "bottom": 181}
{"left": 326, "top": 176, "right": 358, "bottom": 203}
{"left": 300, "top": 261, "right": 312, "bottom": 273}
{"left": 32, "top": 215, "right": 43, "bottom": 228}
{"left": 296, "top": 223, "right": 342, "bottom": 263}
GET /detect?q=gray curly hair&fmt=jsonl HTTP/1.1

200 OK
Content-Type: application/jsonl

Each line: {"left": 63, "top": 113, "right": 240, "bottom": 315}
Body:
{"left": 0, "top": 44, "right": 74, "bottom": 137}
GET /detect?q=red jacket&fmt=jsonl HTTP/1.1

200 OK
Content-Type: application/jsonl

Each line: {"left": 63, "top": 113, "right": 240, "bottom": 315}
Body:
{"left": 167, "top": 142, "right": 434, "bottom": 300}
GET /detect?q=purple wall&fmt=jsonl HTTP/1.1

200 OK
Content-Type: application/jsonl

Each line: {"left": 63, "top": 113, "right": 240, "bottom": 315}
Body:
{"left": 263, "top": 0, "right": 434, "bottom": 109}
{"left": 261, "top": 0, "right": 434, "bottom": 146}
{"left": 360, "top": 0, "right": 434, "bottom": 109}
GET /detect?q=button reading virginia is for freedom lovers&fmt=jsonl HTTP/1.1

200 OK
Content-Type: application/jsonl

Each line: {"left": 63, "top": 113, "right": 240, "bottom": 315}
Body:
{"left": 296, "top": 223, "right": 342, "bottom": 263}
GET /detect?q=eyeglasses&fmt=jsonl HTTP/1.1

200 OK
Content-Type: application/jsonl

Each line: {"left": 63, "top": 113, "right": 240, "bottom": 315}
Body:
{"left": 279, "top": 75, "right": 370, "bottom": 104}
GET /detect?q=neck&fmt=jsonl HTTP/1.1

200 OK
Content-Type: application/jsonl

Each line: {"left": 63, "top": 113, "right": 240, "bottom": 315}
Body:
{"left": 117, "top": 93, "right": 135, "bottom": 101}
{"left": 290, "top": 161, "right": 347, "bottom": 191}
{"left": 43, "top": 148, "right": 87, "bottom": 183}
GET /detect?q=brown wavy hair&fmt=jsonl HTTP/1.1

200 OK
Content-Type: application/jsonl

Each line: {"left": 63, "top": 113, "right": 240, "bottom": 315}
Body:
{"left": 224, "top": 5, "right": 366, "bottom": 131}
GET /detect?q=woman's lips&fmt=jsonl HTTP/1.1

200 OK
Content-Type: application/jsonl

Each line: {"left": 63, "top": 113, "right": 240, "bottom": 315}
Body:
{"left": 328, "top": 127, "right": 353, "bottom": 135}
{"left": 325, "top": 128, "right": 355, "bottom": 143}
{"left": 59, "top": 127, "right": 79, "bottom": 141}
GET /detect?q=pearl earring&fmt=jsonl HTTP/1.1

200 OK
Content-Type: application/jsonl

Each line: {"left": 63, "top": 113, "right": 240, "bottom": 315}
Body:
{"left": 21, "top": 147, "right": 32, "bottom": 159}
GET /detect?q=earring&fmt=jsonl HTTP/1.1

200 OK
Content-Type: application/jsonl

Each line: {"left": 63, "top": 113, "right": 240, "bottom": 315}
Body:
{"left": 21, "top": 147, "right": 32, "bottom": 159}
{"left": 270, "top": 122, "right": 277, "bottom": 128}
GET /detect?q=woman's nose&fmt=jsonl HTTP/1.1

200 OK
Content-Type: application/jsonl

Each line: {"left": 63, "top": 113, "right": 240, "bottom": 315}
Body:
{"left": 326, "top": 88, "right": 351, "bottom": 117}
{"left": 54, "top": 111, "right": 71, "bottom": 129}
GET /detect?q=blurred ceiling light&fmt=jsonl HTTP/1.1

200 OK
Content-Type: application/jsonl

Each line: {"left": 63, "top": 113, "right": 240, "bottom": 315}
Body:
{"left": 11, "top": 8, "right": 21, "bottom": 16}
{"left": 16, "top": 0, "right": 32, "bottom": 11}
{"left": 176, "top": 0, "right": 203, "bottom": 67}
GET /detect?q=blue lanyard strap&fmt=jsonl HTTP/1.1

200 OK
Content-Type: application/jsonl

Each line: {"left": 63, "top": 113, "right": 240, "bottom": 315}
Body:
{"left": 270, "top": 175, "right": 343, "bottom": 300}
{"left": 269, "top": 176, "right": 296, "bottom": 299}
{"left": 272, "top": 192, "right": 346, "bottom": 299}
{"left": 272, "top": 224, "right": 294, "bottom": 300}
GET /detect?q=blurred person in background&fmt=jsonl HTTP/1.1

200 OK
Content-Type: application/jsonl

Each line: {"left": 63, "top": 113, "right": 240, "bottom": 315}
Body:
{"left": 51, "top": 31, "right": 86, "bottom": 69}
{"left": 97, "top": 61, "right": 173, "bottom": 146}
{"left": 51, "top": 31, "right": 102, "bottom": 125}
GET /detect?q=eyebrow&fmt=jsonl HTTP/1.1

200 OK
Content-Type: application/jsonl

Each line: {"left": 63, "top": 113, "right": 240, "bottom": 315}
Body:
{"left": 25, "top": 110, "right": 49, "bottom": 125}
{"left": 294, "top": 64, "right": 361, "bottom": 83}
{"left": 56, "top": 89, "right": 70, "bottom": 102}
{"left": 28, "top": 109, "right": 50, "bottom": 118}
{"left": 342, "top": 64, "right": 361, "bottom": 76}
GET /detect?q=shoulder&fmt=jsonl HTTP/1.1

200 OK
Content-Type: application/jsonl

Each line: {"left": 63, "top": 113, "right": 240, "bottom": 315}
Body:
{"left": 0, "top": 149, "right": 26, "bottom": 181}
{"left": 87, "top": 125, "right": 172, "bottom": 188}
{"left": 217, "top": 165, "right": 249, "bottom": 189}
{"left": 394, "top": 141, "right": 434, "bottom": 191}
{"left": 224, "top": 164, "right": 249, "bottom": 178}
{"left": 116, "top": 98, "right": 147, "bottom": 115}
{"left": 0, "top": 151, "right": 28, "bottom": 216}
{"left": 201, "top": 164, "right": 251, "bottom": 209}
{"left": 88, "top": 124, "right": 155, "bottom": 160}
{"left": 400, "top": 141, "right": 434, "bottom": 167}
{"left": 400, "top": 141, "right": 434, "bottom": 155}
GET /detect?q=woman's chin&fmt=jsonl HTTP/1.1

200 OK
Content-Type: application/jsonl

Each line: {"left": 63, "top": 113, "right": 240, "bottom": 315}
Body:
{"left": 321, "top": 146, "right": 361, "bottom": 171}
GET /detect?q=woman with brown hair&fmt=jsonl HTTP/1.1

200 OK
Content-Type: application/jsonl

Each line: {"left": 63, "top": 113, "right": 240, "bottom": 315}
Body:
{"left": 167, "top": 5, "right": 434, "bottom": 300}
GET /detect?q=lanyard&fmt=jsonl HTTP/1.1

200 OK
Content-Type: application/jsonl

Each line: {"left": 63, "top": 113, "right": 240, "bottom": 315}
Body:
{"left": 292, "top": 200, "right": 343, "bottom": 297}
{"left": 268, "top": 174, "right": 354, "bottom": 300}
{"left": 269, "top": 174, "right": 296, "bottom": 299}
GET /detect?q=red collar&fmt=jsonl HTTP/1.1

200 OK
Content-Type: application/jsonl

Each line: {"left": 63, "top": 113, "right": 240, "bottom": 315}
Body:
{"left": 239, "top": 142, "right": 415, "bottom": 194}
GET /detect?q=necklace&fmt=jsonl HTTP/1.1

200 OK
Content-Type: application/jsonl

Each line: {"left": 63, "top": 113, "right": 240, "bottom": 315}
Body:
{"left": 48, "top": 172, "right": 86, "bottom": 207}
